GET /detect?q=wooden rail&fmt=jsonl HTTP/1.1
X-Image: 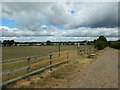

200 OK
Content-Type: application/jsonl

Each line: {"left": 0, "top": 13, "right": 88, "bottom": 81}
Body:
{"left": 78, "top": 46, "right": 97, "bottom": 55}
{"left": 1, "top": 51, "right": 69, "bottom": 88}
{"left": 1, "top": 66, "right": 29, "bottom": 76}
{"left": 1, "top": 54, "right": 44, "bottom": 63}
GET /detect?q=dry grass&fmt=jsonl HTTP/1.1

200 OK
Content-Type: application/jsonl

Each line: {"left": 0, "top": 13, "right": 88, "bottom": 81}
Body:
{"left": 2, "top": 45, "right": 76, "bottom": 60}
{"left": 3, "top": 45, "right": 98, "bottom": 88}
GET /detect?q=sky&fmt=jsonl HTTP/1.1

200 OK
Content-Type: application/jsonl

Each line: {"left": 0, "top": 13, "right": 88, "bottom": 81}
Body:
{"left": 0, "top": 2, "right": 119, "bottom": 42}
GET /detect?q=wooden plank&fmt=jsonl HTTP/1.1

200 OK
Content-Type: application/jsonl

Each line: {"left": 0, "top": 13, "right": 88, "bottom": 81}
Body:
{"left": 1, "top": 59, "right": 69, "bottom": 88}
{"left": 30, "top": 59, "right": 51, "bottom": 67}
{"left": 2, "top": 51, "right": 67, "bottom": 63}
{"left": 53, "top": 56, "right": 67, "bottom": 60}
{"left": 1, "top": 65, "right": 50, "bottom": 88}
{"left": 1, "top": 54, "right": 43, "bottom": 63}
{"left": 1, "top": 66, "right": 29, "bottom": 76}
{"left": 52, "top": 51, "right": 67, "bottom": 55}
{"left": 52, "top": 59, "right": 68, "bottom": 66}
{"left": 1, "top": 57, "right": 27, "bottom": 63}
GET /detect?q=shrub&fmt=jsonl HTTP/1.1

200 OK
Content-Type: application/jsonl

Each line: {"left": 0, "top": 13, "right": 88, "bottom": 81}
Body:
{"left": 109, "top": 41, "right": 120, "bottom": 49}
{"left": 95, "top": 36, "right": 107, "bottom": 50}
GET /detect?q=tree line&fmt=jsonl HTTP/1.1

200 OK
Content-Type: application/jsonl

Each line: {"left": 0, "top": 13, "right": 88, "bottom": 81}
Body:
{"left": 94, "top": 36, "right": 120, "bottom": 50}
{"left": 2, "top": 40, "right": 17, "bottom": 46}
{"left": 1, "top": 36, "right": 120, "bottom": 50}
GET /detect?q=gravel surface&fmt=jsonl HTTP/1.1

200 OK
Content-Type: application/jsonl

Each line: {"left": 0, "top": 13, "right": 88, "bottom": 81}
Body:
{"left": 69, "top": 48, "right": 118, "bottom": 88}
{"left": 55, "top": 48, "right": 118, "bottom": 88}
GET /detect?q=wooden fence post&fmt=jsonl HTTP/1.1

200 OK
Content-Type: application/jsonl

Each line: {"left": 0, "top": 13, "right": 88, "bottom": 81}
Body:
{"left": 67, "top": 51, "right": 69, "bottom": 59}
{"left": 27, "top": 57, "right": 31, "bottom": 80}
{"left": 59, "top": 43, "right": 60, "bottom": 57}
{"left": 59, "top": 52, "right": 60, "bottom": 57}
{"left": 50, "top": 52, "right": 52, "bottom": 71}
{"left": 27, "top": 58, "right": 31, "bottom": 73}
{"left": 66, "top": 51, "right": 69, "bottom": 63}
{"left": 82, "top": 48, "right": 84, "bottom": 55}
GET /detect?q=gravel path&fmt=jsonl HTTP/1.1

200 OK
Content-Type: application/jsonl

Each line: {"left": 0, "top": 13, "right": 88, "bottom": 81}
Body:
{"left": 70, "top": 48, "right": 118, "bottom": 88}
{"left": 57, "top": 48, "right": 118, "bottom": 88}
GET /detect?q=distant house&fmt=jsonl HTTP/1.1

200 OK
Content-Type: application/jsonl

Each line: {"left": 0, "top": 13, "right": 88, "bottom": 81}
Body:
{"left": 34, "top": 43, "right": 41, "bottom": 46}
{"left": 52, "top": 42, "right": 59, "bottom": 45}
{"left": 17, "top": 44, "right": 29, "bottom": 46}
{"left": 43, "top": 42, "right": 47, "bottom": 45}
{"left": 74, "top": 42, "right": 78, "bottom": 45}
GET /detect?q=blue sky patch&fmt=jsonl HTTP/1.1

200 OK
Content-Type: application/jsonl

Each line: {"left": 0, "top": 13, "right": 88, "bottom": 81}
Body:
{"left": 47, "top": 23, "right": 64, "bottom": 30}
{"left": 1, "top": 18, "right": 16, "bottom": 28}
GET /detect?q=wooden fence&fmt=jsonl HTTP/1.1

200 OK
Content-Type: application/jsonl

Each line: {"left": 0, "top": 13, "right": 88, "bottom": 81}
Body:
{"left": 77, "top": 45, "right": 97, "bottom": 57}
{"left": 1, "top": 51, "right": 69, "bottom": 88}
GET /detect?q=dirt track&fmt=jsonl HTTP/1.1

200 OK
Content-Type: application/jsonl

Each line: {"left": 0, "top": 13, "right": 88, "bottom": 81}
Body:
{"left": 54, "top": 47, "right": 118, "bottom": 88}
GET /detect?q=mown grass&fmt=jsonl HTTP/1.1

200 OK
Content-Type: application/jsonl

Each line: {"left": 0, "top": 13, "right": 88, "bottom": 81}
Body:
{"left": 2, "top": 56, "right": 51, "bottom": 82}
{"left": 2, "top": 45, "right": 76, "bottom": 81}
{"left": 2, "top": 45, "right": 95, "bottom": 85}
{"left": 2, "top": 70, "right": 27, "bottom": 82}
{"left": 7, "top": 47, "right": 98, "bottom": 88}
{"left": 2, "top": 45, "right": 77, "bottom": 60}
{"left": 2, "top": 51, "right": 70, "bottom": 83}
{"left": 50, "top": 64, "right": 76, "bottom": 79}
{"left": 15, "top": 63, "right": 76, "bottom": 88}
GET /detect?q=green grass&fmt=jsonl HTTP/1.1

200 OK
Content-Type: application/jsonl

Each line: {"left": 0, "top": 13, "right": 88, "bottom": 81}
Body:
{"left": 51, "top": 70, "right": 64, "bottom": 79}
{"left": 28, "top": 64, "right": 76, "bottom": 87}
{"left": 50, "top": 64, "right": 76, "bottom": 79}
{"left": 2, "top": 45, "right": 77, "bottom": 82}
{"left": 2, "top": 45, "right": 77, "bottom": 60}
{"left": 2, "top": 45, "right": 95, "bottom": 83}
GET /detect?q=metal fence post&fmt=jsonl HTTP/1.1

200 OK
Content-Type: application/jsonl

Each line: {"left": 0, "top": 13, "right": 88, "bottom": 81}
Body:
{"left": 50, "top": 52, "right": 52, "bottom": 71}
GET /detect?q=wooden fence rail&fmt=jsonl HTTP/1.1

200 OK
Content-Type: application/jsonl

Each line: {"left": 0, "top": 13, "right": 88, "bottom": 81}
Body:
{"left": 1, "top": 66, "right": 29, "bottom": 76}
{"left": 1, "top": 51, "right": 69, "bottom": 88}
{"left": 1, "top": 54, "right": 44, "bottom": 63}
{"left": 78, "top": 47, "right": 97, "bottom": 55}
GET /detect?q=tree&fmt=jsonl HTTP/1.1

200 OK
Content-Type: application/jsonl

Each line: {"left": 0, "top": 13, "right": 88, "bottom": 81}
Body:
{"left": 95, "top": 36, "right": 107, "bottom": 50}
{"left": 109, "top": 40, "right": 120, "bottom": 49}
{"left": 93, "top": 39, "right": 97, "bottom": 44}
{"left": 3, "top": 40, "right": 15, "bottom": 46}
{"left": 108, "top": 41, "right": 112, "bottom": 47}
{"left": 3, "top": 40, "right": 9, "bottom": 46}
{"left": 10, "top": 40, "right": 15, "bottom": 46}
{"left": 15, "top": 42, "right": 18, "bottom": 46}
{"left": 46, "top": 40, "right": 51, "bottom": 45}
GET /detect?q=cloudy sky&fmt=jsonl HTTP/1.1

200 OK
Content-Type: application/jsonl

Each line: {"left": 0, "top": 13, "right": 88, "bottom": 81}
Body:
{"left": 0, "top": 2, "right": 119, "bottom": 42}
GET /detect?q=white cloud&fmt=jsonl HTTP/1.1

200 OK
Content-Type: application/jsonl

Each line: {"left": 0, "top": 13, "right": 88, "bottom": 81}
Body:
{"left": 1, "top": 26, "right": 118, "bottom": 41}
{"left": 2, "top": 2, "right": 118, "bottom": 29}
{"left": 1, "top": 2, "right": 119, "bottom": 41}
{"left": 2, "top": 0, "right": 119, "bottom": 2}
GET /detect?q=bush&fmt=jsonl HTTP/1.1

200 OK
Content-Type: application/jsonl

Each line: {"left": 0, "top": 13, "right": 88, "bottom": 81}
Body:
{"left": 95, "top": 41, "right": 107, "bottom": 50}
{"left": 95, "top": 36, "right": 107, "bottom": 50}
{"left": 109, "top": 41, "right": 120, "bottom": 49}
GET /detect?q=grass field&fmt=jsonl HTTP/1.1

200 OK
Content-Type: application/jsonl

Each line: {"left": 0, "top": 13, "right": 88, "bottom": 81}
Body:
{"left": 2, "top": 45, "right": 96, "bottom": 85}
{"left": 2, "top": 45, "right": 77, "bottom": 60}
{"left": 2, "top": 45, "right": 76, "bottom": 82}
